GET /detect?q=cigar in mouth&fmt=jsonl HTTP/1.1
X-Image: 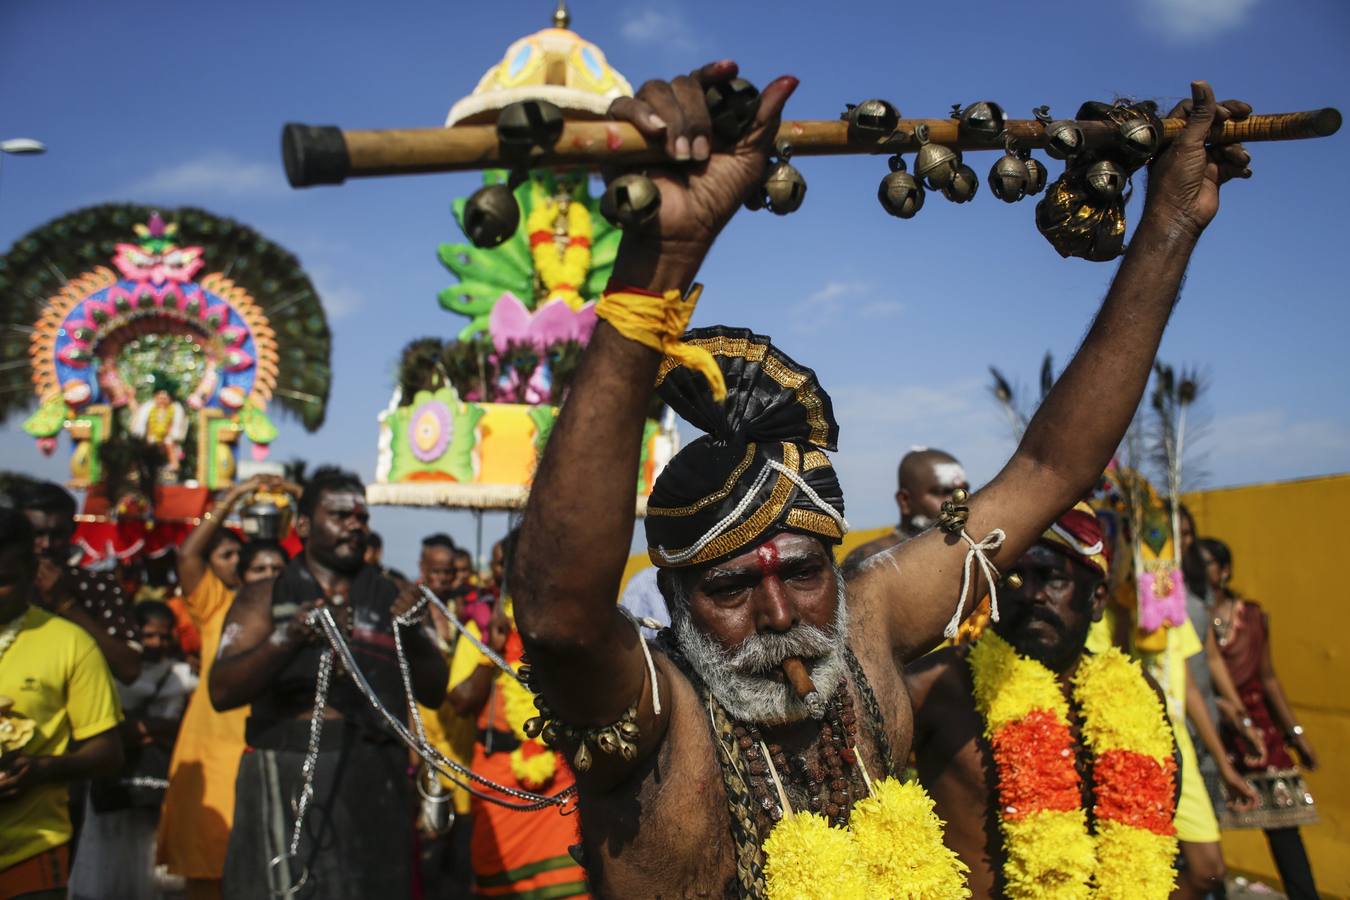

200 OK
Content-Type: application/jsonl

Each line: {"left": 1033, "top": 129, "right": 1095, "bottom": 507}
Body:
{"left": 782, "top": 656, "right": 827, "bottom": 719}
{"left": 781, "top": 656, "right": 817, "bottom": 699}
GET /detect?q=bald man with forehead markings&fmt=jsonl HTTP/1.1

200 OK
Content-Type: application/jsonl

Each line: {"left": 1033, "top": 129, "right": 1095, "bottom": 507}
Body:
{"left": 842, "top": 448, "right": 969, "bottom": 574}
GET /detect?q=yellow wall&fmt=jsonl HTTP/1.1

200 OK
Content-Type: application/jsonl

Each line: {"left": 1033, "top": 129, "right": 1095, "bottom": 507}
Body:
{"left": 1185, "top": 474, "right": 1349, "bottom": 897}
{"left": 621, "top": 476, "right": 1347, "bottom": 894}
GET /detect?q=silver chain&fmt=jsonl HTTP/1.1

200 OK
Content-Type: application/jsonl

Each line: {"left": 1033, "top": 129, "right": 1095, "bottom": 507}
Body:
{"left": 309, "top": 607, "right": 576, "bottom": 811}
{"left": 416, "top": 585, "right": 522, "bottom": 684}
{"left": 267, "top": 645, "right": 331, "bottom": 897}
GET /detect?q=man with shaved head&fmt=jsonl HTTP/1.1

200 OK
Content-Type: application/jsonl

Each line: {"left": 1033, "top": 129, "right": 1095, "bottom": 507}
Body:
{"left": 843, "top": 448, "right": 970, "bottom": 572}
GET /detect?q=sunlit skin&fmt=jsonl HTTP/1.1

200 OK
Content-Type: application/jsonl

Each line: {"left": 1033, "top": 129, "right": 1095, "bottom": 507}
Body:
{"left": 681, "top": 532, "right": 837, "bottom": 655}
{"left": 300, "top": 491, "right": 370, "bottom": 575}
{"left": 994, "top": 544, "right": 1102, "bottom": 673}
{"left": 242, "top": 548, "right": 286, "bottom": 585}
{"left": 209, "top": 537, "right": 243, "bottom": 590}
{"left": 420, "top": 546, "right": 457, "bottom": 600}
{"left": 843, "top": 452, "right": 968, "bottom": 571}
{"left": 211, "top": 483, "right": 446, "bottom": 714}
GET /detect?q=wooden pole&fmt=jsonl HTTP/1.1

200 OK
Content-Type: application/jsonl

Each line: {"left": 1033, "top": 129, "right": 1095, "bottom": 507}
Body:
{"left": 283, "top": 108, "right": 1340, "bottom": 187}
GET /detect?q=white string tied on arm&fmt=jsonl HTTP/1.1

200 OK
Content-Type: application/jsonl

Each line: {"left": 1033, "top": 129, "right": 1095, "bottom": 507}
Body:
{"left": 943, "top": 527, "right": 1007, "bottom": 640}
{"left": 619, "top": 607, "right": 662, "bottom": 717}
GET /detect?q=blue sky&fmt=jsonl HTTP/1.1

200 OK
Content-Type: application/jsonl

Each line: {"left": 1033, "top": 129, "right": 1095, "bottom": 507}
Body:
{"left": 2, "top": 0, "right": 1347, "bottom": 574}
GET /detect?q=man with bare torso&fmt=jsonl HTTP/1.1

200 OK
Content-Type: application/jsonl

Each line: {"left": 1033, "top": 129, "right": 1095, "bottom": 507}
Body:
{"left": 843, "top": 448, "right": 969, "bottom": 571}
{"left": 510, "top": 58, "right": 1253, "bottom": 897}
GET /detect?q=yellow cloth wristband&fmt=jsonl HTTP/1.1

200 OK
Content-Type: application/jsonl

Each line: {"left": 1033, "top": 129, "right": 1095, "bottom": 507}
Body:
{"left": 595, "top": 285, "right": 725, "bottom": 401}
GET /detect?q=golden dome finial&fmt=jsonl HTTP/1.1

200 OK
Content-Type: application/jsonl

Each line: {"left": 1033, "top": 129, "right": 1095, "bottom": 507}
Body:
{"left": 553, "top": 0, "right": 571, "bottom": 29}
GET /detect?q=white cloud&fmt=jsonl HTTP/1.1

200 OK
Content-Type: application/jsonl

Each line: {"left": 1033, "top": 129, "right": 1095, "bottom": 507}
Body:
{"left": 121, "top": 153, "right": 283, "bottom": 198}
{"left": 1198, "top": 408, "right": 1350, "bottom": 486}
{"left": 788, "top": 281, "right": 903, "bottom": 333}
{"left": 1137, "top": 0, "right": 1259, "bottom": 40}
{"left": 620, "top": 8, "right": 699, "bottom": 51}
{"left": 306, "top": 265, "right": 364, "bottom": 320}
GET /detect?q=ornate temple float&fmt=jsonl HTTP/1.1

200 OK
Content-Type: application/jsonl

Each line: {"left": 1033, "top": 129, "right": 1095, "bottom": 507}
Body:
{"left": 368, "top": 3, "right": 678, "bottom": 513}
{"left": 0, "top": 205, "right": 331, "bottom": 563}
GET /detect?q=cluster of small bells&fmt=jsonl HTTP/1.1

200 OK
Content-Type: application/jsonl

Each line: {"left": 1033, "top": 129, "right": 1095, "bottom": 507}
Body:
{"left": 456, "top": 81, "right": 1161, "bottom": 260}
{"left": 518, "top": 655, "right": 640, "bottom": 773}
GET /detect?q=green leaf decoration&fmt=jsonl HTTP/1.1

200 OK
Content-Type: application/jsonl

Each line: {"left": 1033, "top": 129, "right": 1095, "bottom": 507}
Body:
{"left": 527, "top": 404, "right": 559, "bottom": 456}
{"left": 23, "top": 394, "right": 68, "bottom": 438}
{"left": 638, "top": 419, "right": 658, "bottom": 495}
{"left": 241, "top": 403, "right": 279, "bottom": 446}
{"left": 446, "top": 397, "right": 486, "bottom": 483}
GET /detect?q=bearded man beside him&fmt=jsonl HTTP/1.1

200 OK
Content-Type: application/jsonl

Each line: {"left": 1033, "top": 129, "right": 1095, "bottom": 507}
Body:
{"left": 510, "top": 58, "right": 1254, "bottom": 898}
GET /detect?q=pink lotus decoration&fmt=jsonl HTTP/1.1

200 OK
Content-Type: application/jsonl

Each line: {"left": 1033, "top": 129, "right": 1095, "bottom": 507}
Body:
{"left": 489, "top": 294, "right": 597, "bottom": 353}
{"left": 484, "top": 294, "right": 596, "bottom": 403}
{"left": 1137, "top": 566, "right": 1188, "bottom": 634}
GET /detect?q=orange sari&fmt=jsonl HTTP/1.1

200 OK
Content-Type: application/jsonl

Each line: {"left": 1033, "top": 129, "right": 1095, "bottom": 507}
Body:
{"left": 450, "top": 624, "right": 588, "bottom": 899}
{"left": 156, "top": 571, "right": 249, "bottom": 879}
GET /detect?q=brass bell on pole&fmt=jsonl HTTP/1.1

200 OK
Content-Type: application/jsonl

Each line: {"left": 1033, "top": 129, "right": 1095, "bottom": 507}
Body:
{"left": 988, "top": 140, "right": 1030, "bottom": 203}
{"left": 1034, "top": 106, "right": 1085, "bottom": 160}
{"left": 955, "top": 100, "right": 1006, "bottom": 139}
{"left": 1084, "top": 159, "right": 1127, "bottom": 201}
{"left": 462, "top": 183, "right": 520, "bottom": 248}
{"left": 941, "top": 163, "right": 979, "bottom": 204}
{"left": 761, "top": 159, "right": 807, "bottom": 215}
{"left": 496, "top": 100, "right": 565, "bottom": 153}
{"left": 704, "top": 78, "right": 760, "bottom": 144}
{"left": 845, "top": 99, "right": 900, "bottom": 138}
{"left": 878, "top": 155, "right": 925, "bottom": 219}
{"left": 1021, "top": 152, "right": 1048, "bottom": 196}
{"left": 913, "top": 124, "right": 960, "bottom": 190}
{"left": 1118, "top": 114, "right": 1161, "bottom": 162}
{"left": 600, "top": 173, "right": 662, "bottom": 228}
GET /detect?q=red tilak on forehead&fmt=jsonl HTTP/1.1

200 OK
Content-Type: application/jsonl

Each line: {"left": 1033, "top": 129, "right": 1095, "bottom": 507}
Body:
{"left": 756, "top": 539, "right": 783, "bottom": 576}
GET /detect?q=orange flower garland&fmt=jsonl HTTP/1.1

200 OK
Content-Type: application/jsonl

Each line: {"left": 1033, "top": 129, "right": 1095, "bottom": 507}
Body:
{"left": 969, "top": 632, "right": 1178, "bottom": 899}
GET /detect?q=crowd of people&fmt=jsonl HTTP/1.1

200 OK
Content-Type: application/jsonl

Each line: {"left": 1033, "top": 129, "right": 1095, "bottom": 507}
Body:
{"left": 0, "top": 60, "right": 1327, "bottom": 900}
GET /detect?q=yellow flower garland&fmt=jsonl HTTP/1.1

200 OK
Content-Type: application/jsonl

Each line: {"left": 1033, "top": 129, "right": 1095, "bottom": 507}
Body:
{"left": 527, "top": 192, "right": 592, "bottom": 311}
{"left": 763, "top": 777, "right": 970, "bottom": 900}
{"left": 969, "top": 632, "right": 1178, "bottom": 899}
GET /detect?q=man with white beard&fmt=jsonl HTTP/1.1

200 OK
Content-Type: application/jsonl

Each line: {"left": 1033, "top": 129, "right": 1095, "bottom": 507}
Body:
{"left": 510, "top": 59, "right": 1254, "bottom": 897}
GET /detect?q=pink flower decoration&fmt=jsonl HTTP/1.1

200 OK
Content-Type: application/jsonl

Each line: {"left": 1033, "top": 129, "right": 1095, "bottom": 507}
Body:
{"left": 58, "top": 344, "right": 93, "bottom": 368}
{"left": 222, "top": 349, "right": 254, "bottom": 373}
{"left": 1138, "top": 567, "right": 1188, "bottom": 633}
{"left": 83, "top": 298, "right": 116, "bottom": 326}
{"left": 111, "top": 243, "right": 205, "bottom": 285}
{"left": 219, "top": 325, "right": 249, "bottom": 346}
{"left": 488, "top": 294, "right": 597, "bottom": 354}
{"left": 251, "top": 443, "right": 271, "bottom": 461}
{"left": 37, "top": 437, "right": 57, "bottom": 456}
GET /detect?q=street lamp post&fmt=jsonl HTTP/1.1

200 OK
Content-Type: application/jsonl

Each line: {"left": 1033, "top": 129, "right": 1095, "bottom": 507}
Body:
{"left": 0, "top": 137, "right": 47, "bottom": 210}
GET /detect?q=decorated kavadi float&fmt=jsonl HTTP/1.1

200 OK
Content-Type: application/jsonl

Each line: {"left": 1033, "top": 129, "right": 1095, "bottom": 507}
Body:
{"left": 0, "top": 204, "right": 331, "bottom": 561}
{"left": 368, "top": 6, "right": 677, "bottom": 511}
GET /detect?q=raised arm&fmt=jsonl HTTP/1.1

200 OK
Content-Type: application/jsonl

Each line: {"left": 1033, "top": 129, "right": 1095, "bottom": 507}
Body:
{"left": 851, "top": 83, "right": 1255, "bottom": 661}
{"left": 512, "top": 61, "right": 797, "bottom": 783}
{"left": 178, "top": 476, "right": 261, "bottom": 597}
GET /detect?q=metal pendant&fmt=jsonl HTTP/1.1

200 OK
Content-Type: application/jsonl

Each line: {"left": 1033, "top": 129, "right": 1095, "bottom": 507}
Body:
{"left": 955, "top": 100, "right": 1006, "bottom": 139}
{"left": 462, "top": 183, "right": 520, "bottom": 248}
{"left": 704, "top": 78, "right": 760, "bottom": 144}
{"left": 600, "top": 173, "right": 662, "bottom": 229}
{"left": 913, "top": 123, "right": 960, "bottom": 190}
{"left": 845, "top": 99, "right": 900, "bottom": 137}
{"left": 878, "top": 156, "right": 925, "bottom": 219}
{"left": 988, "top": 152, "right": 1030, "bottom": 203}
{"left": 496, "top": 100, "right": 565, "bottom": 153}
{"left": 941, "top": 163, "right": 980, "bottom": 203}
{"left": 1118, "top": 115, "right": 1161, "bottom": 162}
{"left": 762, "top": 160, "right": 807, "bottom": 215}
{"left": 1022, "top": 154, "right": 1048, "bottom": 196}
{"left": 1084, "top": 159, "right": 1127, "bottom": 201}
{"left": 1035, "top": 106, "right": 1085, "bottom": 160}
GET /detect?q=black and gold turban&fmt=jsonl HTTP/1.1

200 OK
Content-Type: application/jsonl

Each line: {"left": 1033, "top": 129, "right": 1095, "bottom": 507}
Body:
{"left": 645, "top": 326, "right": 847, "bottom": 569}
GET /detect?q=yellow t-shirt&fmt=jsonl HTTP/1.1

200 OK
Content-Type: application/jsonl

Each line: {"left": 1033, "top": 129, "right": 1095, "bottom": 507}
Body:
{"left": 0, "top": 606, "right": 123, "bottom": 870}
